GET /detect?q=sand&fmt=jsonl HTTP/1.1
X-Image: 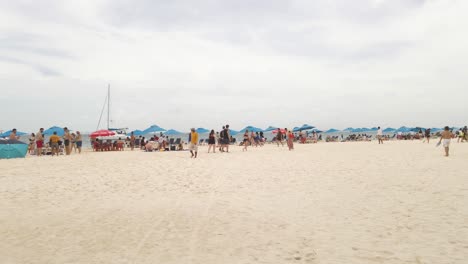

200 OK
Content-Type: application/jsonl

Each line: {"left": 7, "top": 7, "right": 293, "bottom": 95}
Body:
{"left": 1, "top": 141, "right": 467, "bottom": 264}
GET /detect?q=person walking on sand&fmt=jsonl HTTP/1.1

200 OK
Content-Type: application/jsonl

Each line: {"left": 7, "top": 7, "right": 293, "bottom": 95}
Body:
{"left": 423, "top": 128, "right": 431, "bottom": 143}
{"left": 242, "top": 130, "right": 249, "bottom": 151}
{"left": 36, "top": 128, "right": 44, "bottom": 156}
{"left": 287, "top": 129, "right": 294, "bottom": 150}
{"left": 276, "top": 128, "right": 284, "bottom": 147}
{"left": 130, "top": 132, "right": 135, "bottom": 150}
{"left": 75, "top": 131, "right": 83, "bottom": 154}
{"left": 208, "top": 129, "right": 216, "bottom": 153}
{"left": 189, "top": 128, "right": 199, "bottom": 158}
{"left": 63, "top": 127, "right": 72, "bottom": 155}
{"left": 223, "top": 124, "right": 231, "bottom": 152}
{"left": 377, "top": 126, "right": 384, "bottom": 144}
{"left": 438, "top": 126, "right": 453, "bottom": 157}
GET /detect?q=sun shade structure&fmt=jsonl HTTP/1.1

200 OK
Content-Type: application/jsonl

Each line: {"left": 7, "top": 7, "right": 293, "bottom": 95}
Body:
{"left": 295, "top": 124, "right": 315, "bottom": 132}
{"left": 127, "top": 130, "right": 144, "bottom": 136}
{"left": 325, "top": 128, "right": 340, "bottom": 133}
{"left": 383, "top": 127, "right": 396, "bottom": 132}
{"left": 238, "top": 126, "right": 263, "bottom": 133}
{"left": 195, "top": 128, "right": 210, "bottom": 134}
{"left": 263, "top": 126, "right": 278, "bottom": 132}
{"left": 43, "top": 126, "right": 65, "bottom": 136}
{"left": 395, "top": 126, "right": 412, "bottom": 133}
{"left": 343, "top": 127, "right": 354, "bottom": 132}
{"left": 90, "top": 130, "right": 116, "bottom": 138}
{"left": 0, "top": 130, "right": 27, "bottom": 138}
{"left": 143, "top": 125, "right": 166, "bottom": 134}
{"left": 0, "top": 139, "right": 28, "bottom": 159}
{"left": 165, "top": 129, "right": 182, "bottom": 135}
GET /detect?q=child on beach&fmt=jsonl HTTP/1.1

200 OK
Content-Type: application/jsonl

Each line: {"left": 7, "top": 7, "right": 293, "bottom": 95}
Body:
{"left": 438, "top": 126, "right": 453, "bottom": 157}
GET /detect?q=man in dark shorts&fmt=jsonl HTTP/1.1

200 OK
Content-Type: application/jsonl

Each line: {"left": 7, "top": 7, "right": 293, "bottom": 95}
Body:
{"left": 223, "top": 124, "right": 231, "bottom": 152}
{"left": 423, "top": 128, "right": 431, "bottom": 143}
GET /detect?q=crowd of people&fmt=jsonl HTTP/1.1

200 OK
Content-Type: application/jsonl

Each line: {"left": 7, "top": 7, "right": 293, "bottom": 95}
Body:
{"left": 7, "top": 127, "right": 83, "bottom": 156}
{"left": 4, "top": 125, "right": 467, "bottom": 158}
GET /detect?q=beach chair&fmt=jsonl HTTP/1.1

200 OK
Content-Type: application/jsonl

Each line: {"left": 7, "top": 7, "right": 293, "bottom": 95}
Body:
{"left": 199, "top": 139, "right": 204, "bottom": 145}
{"left": 174, "top": 138, "right": 182, "bottom": 150}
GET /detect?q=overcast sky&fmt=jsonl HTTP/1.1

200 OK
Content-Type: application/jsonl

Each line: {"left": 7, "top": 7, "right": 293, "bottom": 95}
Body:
{"left": 1, "top": 0, "right": 467, "bottom": 133}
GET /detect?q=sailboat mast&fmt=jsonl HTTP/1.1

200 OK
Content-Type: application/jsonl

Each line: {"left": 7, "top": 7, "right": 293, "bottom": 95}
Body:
{"left": 107, "top": 84, "right": 110, "bottom": 130}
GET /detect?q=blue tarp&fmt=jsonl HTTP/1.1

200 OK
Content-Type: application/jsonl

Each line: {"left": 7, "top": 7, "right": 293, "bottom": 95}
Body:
{"left": 0, "top": 130, "right": 27, "bottom": 138}
{"left": 0, "top": 139, "right": 28, "bottom": 159}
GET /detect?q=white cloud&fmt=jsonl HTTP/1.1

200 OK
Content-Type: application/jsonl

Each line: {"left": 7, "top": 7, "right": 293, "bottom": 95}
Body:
{"left": 0, "top": 0, "right": 467, "bottom": 133}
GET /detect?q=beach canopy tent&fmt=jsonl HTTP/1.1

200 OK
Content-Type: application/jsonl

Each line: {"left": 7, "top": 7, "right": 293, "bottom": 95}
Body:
{"left": 430, "top": 127, "right": 443, "bottom": 132}
{"left": 238, "top": 126, "right": 263, "bottom": 133}
{"left": 90, "top": 130, "right": 115, "bottom": 138}
{"left": 43, "top": 126, "right": 65, "bottom": 136}
{"left": 343, "top": 127, "right": 354, "bottom": 132}
{"left": 127, "top": 130, "right": 144, "bottom": 136}
{"left": 0, "top": 139, "right": 28, "bottom": 159}
{"left": 165, "top": 129, "right": 182, "bottom": 135}
{"left": 195, "top": 128, "right": 210, "bottom": 134}
{"left": 383, "top": 127, "right": 396, "bottom": 132}
{"left": 0, "top": 130, "right": 27, "bottom": 138}
{"left": 143, "top": 125, "right": 166, "bottom": 134}
{"left": 370, "top": 127, "right": 379, "bottom": 131}
{"left": 325, "top": 128, "right": 340, "bottom": 133}
{"left": 263, "top": 126, "right": 278, "bottom": 132}
{"left": 396, "top": 126, "right": 412, "bottom": 133}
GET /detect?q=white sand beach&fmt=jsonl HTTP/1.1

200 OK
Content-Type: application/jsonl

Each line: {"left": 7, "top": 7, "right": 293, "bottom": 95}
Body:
{"left": 1, "top": 141, "right": 467, "bottom": 264}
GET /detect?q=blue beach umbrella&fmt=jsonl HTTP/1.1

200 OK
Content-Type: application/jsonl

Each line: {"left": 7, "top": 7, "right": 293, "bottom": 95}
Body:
{"left": 292, "top": 127, "right": 301, "bottom": 132}
{"left": 309, "top": 128, "right": 323, "bottom": 133}
{"left": 325, "top": 128, "right": 340, "bottom": 133}
{"left": 143, "top": 125, "right": 166, "bottom": 134}
{"left": 298, "top": 124, "right": 315, "bottom": 131}
{"left": 165, "top": 129, "right": 182, "bottom": 135}
{"left": 228, "top": 129, "right": 239, "bottom": 135}
{"left": 0, "top": 130, "right": 28, "bottom": 138}
{"left": 343, "top": 127, "right": 354, "bottom": 132}
{"left": 195, "top": 128, "right": 210, "bottom": 134}
{"left": 263, "top": 126, "right": 278, "bottom": 132}
{"left": 383, "top": 127, "right": 396, "bottom": 133}
{"left": 239, "top": 126, "right": 263, "bottom": 133}
{"left": 0, "top": 139, "right": 28, "bottom": 159}
{"left": 43, "top": 126, "right": 65, "bottom": 136}
{"left": 396, "top": 126, "right": 411, "bottom": 133}
{"left": 127, "top": 130, "right": 144, "bottom": 136}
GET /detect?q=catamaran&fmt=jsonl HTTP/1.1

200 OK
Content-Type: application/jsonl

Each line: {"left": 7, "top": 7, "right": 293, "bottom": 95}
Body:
{"left": 95, "top": 84, "right": 128, "bottom": 140}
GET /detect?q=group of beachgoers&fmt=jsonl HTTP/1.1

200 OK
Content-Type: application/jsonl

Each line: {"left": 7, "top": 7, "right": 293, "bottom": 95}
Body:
{"left": 6, "top": 127, "right": 83, "bottom": 156}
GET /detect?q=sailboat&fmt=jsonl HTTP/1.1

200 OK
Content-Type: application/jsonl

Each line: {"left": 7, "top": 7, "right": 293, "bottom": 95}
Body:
{"left": 95, "top": 84, "right": 128, "bottom": 140}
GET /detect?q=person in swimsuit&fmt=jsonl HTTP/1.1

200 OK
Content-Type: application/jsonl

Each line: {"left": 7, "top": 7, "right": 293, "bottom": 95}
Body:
{"left": 287, "top": 129, "right": 294, "bottom": 150}
{"left": 49, "top": 131, "right": 60, "bottom": 156}
{"left": 36, "top": 128, "right": 44, "bottom": 156}
{"left": 423, "top": 128, "right": 431, "bottom": 143}
{"left": 208, "top": 129, "right": 216, "bottom": 153}
{"left": 130, "top": 132, "right": 135, "bottom": 150}
{"left": 242, "top": 130, "right": 249, "bottom": 151}
{"left": 9, "top": 129, "right": 19, "bottom": 140}
{"left": 438, "top": 126, "right": 453, "bottom": 157}
{"left": 276, "top": 128, "right": 284, "bottom": 147}
{"left": 28, "top": 133, "right": 36, "bottom": 154}
{"left": 75, "top": 131, "right": 83, "bottom": 154}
